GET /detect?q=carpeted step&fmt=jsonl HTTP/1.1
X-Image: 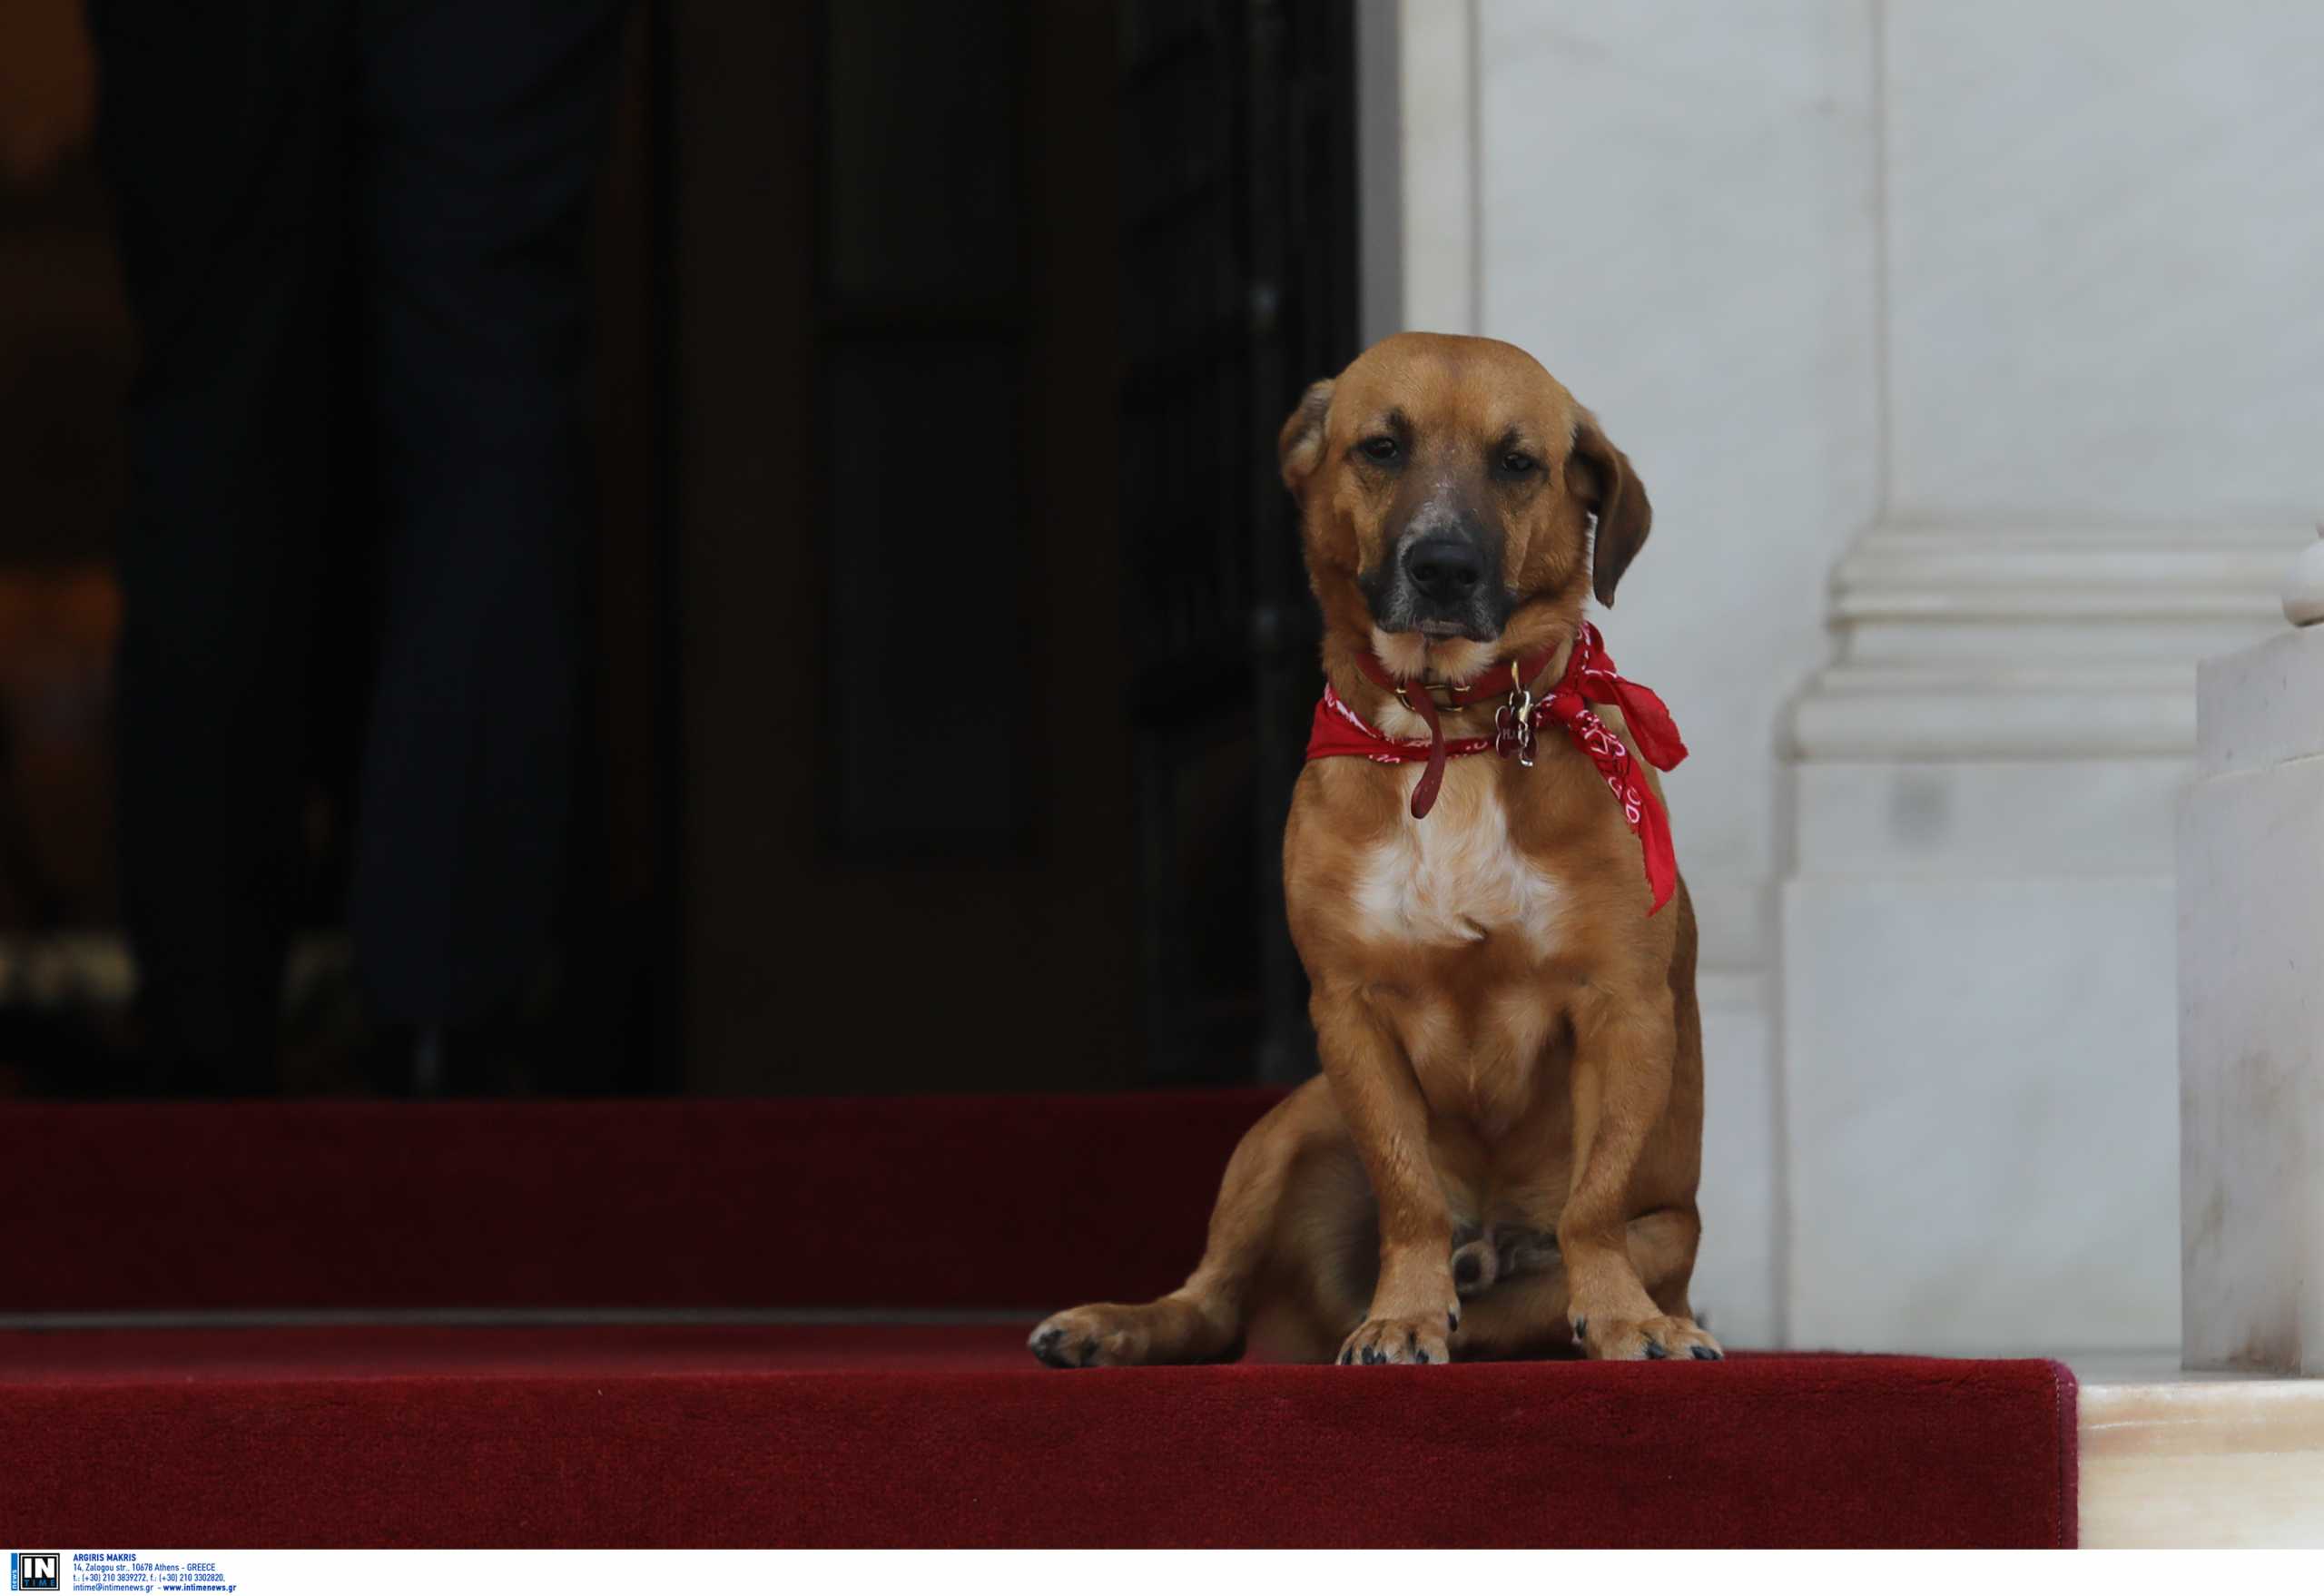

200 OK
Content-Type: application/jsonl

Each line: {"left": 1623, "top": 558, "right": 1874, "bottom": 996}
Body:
{"left": 1, "top": 1095, "right": 2083, "bottom": 1546}
{"left": 0, "top": 1323, "right": 2077, "bottom": 1548}
{"left": 1, "top": 1092, "right": 1279, "bottom": 1314}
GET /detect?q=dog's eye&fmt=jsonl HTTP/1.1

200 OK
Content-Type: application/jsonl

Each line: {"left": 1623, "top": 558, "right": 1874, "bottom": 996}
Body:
{"left": 1500, "top": 451, "right": 1539, "bottom": 476}
{"left": 1357, "top": 436, "right": 1401, "bottom": 464}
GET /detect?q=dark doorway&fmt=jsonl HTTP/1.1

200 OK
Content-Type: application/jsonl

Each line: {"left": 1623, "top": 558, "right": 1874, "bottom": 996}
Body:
{"left": 669, "top": 1, "right": 1361, "bottom": 1095}
{"left": 0, "top": 9, "right": 673, "bottom": 1099}
{"left": 0, "top": 2, "right": 1363, "bottom": 1100}
{"left": 1118, "top": 1, "right": 1360, "bottom": 1087}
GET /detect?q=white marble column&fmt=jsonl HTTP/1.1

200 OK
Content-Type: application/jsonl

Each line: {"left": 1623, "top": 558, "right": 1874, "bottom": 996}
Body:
{"left": 1784, "top": 527, "right": 2289, "bottom": 1353}
{"left": 1780, "top": 1, "right": 2324, "bottom": 1354}
{"left": 2179, "top": 531, "right": 2324, "bottom": 1375}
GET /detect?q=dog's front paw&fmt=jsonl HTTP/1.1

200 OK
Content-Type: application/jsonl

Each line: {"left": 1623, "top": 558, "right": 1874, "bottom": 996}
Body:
{"left": 1336, "top": 1313, "right": 1452, "bottom": 1366}
{"left": 1570, "top": 1311, "right": 1723, "bottom": 1362}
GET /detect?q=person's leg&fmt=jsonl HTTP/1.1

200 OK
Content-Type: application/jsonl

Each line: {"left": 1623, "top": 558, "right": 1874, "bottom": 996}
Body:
{"left": 347, "top": 0, "right": 625, "bottom": 1045}
{"left": 94, "top": 0, "right": 351, "bottom": 1091}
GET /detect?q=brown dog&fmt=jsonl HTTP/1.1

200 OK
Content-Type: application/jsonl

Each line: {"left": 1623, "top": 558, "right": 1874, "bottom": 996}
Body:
{"left": 1032, "top": 332, "right": 1718, "bottom": 1366}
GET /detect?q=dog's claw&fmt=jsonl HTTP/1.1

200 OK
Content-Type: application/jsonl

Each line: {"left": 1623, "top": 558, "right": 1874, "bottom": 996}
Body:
{"left": 1570, "top": 1312, "right": 1721, "bottom": 1362}
{"left": 1337, "top": 1314, "right": 1452, "bottom": 1367}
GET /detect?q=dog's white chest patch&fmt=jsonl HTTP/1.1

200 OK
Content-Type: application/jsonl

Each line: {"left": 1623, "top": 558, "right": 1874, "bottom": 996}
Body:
{"left": 1353, "top": 764, "right": 1570, "bottom": 954}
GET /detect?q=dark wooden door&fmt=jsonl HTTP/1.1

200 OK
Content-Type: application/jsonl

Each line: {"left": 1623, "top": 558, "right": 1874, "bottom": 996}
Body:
{"left": 668, "top": 0, "right": 1358, "bottom": 1094}
{"left": 670, "top": 0, "right": 1136, "bottom": 1095}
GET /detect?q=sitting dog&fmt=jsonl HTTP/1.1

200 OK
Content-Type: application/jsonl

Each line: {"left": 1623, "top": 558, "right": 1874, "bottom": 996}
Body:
{"left": 1033, "top": 331, "right": 1718, "bottom": 1366}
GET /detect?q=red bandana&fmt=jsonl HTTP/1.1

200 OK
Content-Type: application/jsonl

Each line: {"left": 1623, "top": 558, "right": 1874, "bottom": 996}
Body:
{"left": 1303, "top": 622, "right": 1688, "bottom": 914}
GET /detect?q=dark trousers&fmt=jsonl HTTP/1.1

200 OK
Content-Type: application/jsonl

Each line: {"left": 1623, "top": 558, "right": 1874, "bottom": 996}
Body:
{"left": 93, "top": 0, "right": 625, "bottom": 1086}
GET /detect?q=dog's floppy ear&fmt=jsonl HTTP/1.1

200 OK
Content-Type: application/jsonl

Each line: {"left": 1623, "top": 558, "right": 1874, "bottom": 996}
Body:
{"left": 1277, "top": 379, "right": 1334, "bottom": 494}
{"left": 1571, "top": 411, "right": 1651, "bottom": 606}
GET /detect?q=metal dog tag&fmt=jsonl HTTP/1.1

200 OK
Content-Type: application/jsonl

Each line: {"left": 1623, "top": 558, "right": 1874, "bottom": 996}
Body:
{"left": 1496, "top": 692, "right": 1538, "bottom": 767}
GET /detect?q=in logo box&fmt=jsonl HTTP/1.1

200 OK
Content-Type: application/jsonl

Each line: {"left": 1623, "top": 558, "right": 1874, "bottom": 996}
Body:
{"left": 9, "top": 1553, "right": 59, "bottom": 1592}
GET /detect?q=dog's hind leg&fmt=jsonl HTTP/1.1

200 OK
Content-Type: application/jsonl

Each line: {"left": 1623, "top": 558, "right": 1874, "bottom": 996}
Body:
{"left": 1029, "top": 1079, "right": 1354, "bottom": 1368}
{"left": 1449, "top": 1207, "right": 1712, "bottom": 1361}
{"left": 1450, "top": 1221, "right": 1561, "bottom": 1297}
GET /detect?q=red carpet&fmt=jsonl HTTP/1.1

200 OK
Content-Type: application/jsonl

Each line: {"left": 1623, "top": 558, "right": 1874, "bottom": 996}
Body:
{"left": 0, "top": 1095, "right": 2080, "bottom": 1546}
{"left": 0, "top": 1092, "right": 1279, "bottom": 1313}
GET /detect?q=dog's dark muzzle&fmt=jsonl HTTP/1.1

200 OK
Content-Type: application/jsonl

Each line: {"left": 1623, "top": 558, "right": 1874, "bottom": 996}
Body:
{"left": 1361, "top": 515, "right": 1510, "bottom": 640}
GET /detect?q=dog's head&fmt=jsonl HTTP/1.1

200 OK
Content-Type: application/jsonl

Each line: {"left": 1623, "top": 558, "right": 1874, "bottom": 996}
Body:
{"left": 1278, "top": 331, "right": 1649, "bottom": 681}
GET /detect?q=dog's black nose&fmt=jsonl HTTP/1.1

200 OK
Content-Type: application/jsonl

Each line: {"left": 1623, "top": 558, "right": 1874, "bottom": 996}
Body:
{"left": 1404, "top": 537, "right": 1485, "bottom": 606}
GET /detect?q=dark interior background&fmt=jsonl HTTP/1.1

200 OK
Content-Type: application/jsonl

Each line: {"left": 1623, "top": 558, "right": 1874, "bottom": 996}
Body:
{"left": 0, "top": 0, "right": 1360, "bottom": 1099}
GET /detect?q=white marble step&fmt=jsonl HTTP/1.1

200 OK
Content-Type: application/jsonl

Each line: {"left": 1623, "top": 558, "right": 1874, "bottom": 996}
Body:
{"left": 2074, "top": 1359, "right": 2324, "bottom": 1548}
